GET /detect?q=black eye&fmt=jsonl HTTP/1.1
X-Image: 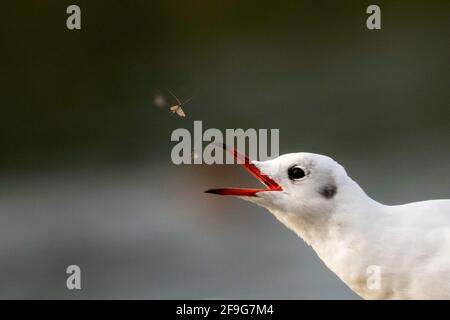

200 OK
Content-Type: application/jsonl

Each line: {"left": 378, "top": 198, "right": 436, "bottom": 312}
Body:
{"left": 288, "top": 166, "right": 306, "bottom": 180}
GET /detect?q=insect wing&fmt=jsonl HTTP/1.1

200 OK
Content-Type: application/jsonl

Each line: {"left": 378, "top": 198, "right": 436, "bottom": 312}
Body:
{"left": 176, "top": 106, "right": 186, "bottom": 117}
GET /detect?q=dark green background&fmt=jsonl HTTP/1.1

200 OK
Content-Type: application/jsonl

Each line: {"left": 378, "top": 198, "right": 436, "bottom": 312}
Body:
{"left": 3, "top": 1, "right": 449, "bottom": 172}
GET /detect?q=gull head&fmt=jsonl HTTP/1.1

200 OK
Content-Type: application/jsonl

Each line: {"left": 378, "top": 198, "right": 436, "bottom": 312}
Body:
{"left": 205, "top": 145, "right": 357, "bottom": 225}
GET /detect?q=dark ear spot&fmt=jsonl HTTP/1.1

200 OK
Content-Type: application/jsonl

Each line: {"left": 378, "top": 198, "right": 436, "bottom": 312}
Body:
{"left": 319, "top": 184, "right": 337, "bottom": 199}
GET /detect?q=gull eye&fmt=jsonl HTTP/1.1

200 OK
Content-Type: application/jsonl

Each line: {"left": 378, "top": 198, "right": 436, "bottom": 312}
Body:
{"left": 288, "top": 166, "right": 306, "bottom": 180}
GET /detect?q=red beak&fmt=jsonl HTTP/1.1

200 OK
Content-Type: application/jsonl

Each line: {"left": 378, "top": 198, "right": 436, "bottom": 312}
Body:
{"left": 204, "top": 144, "right": 283, "bottom": 197}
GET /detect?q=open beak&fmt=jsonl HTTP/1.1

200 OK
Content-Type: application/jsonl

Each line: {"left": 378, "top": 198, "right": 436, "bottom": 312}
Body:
{"left": 204, "top": 144, "right": 283, "bottom": 197}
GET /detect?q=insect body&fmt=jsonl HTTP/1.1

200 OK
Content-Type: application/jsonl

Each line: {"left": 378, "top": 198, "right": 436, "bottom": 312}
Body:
{"left": 166, "top": 89, "right": 197, "bottom": 118}
{"left": 169, "top": 104, "right": 186, "bottom": 117}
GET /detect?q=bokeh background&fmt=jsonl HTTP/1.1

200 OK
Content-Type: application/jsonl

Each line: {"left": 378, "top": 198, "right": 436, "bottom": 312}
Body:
{"left": 1, "top": 0, "right": 449, "bottom": 299}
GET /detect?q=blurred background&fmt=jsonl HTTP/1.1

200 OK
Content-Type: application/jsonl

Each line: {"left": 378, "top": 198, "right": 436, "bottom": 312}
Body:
{"left": 1, "top": 0, "right": 449, "bottom": 299}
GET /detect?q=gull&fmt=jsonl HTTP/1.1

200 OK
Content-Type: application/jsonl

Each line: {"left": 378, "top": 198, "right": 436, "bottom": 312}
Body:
{"left": 205, "top": 144, "right": 450, "bottom": 299}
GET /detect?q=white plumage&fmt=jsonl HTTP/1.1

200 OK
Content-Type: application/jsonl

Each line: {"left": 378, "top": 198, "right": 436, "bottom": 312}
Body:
{"left": 209, "top": 151, "right": 450, "bottom": 299}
